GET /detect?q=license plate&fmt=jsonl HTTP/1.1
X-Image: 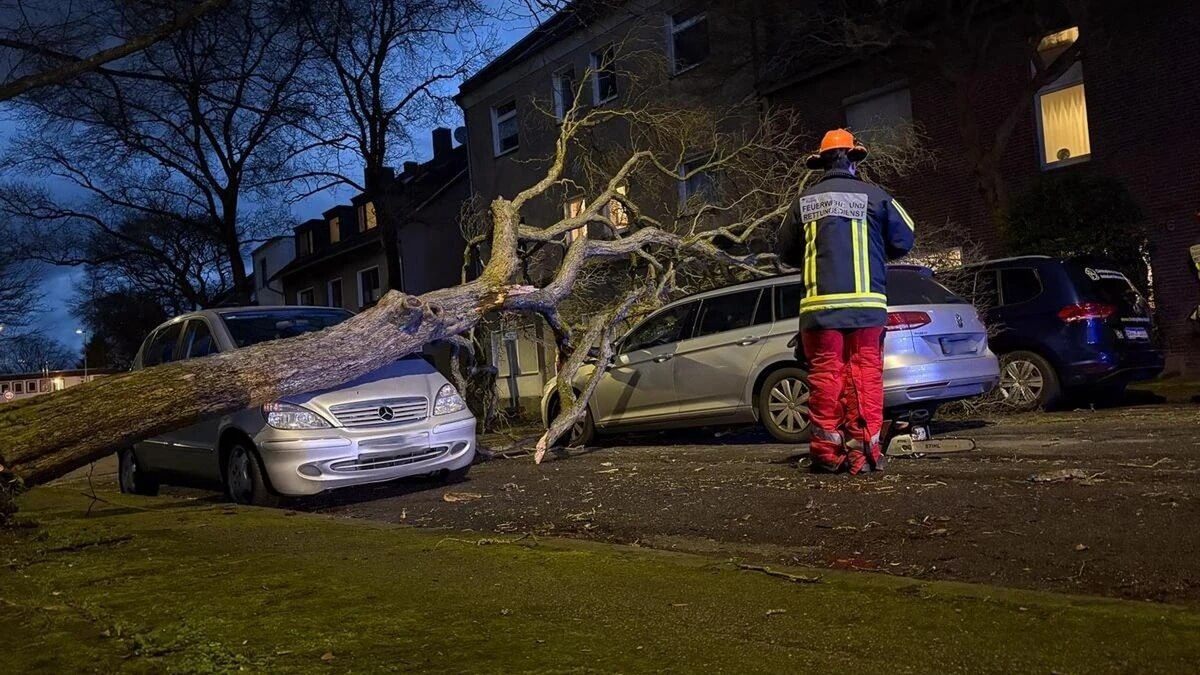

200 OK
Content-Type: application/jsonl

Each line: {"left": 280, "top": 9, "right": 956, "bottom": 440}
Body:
{"left": 1124, "top": 326, "right": 1149, "bottom": 340}
{"left": 939, "top": 337, "right": 974, "bottom": 356}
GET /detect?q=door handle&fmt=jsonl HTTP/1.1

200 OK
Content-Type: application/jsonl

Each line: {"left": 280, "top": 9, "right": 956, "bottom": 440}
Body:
{"left": 737, "top": 337, "right": 761, "bottom": 346}
{"left": 653, "top": 355, "right": 674, "bottom": 363}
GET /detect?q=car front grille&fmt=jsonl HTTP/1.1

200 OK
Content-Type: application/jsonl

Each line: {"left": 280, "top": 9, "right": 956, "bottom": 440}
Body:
{"left": 328, "top": 397, "right": 428, "bottom": 428}
{"left": 330, "top": 447, "right": 448, "bottom": 472}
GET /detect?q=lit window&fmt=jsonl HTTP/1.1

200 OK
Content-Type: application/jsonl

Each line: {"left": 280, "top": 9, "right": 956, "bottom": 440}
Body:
{"left": 552, "top": 66, "right": 577, "bottom": 121}
{"left": 591, "top": 45, "right": 618, "bottom": 104}
{"left": 330, "top": 216, "right": 341, "bottom": 243}
{"left": 679, "top": 156, "right": 716, "bottom": 204}
{"left": 359, "top": 267, "right": 381, "bottom": 307}
{"left": 564, "top": 196, "right": 587, "bottom": 243}
{"left": 492, "top": 100, "right": 519, "bottom": 156}
{"left": 669, "top": 8, "right": 709, "bottom": 74}
{"left": 360, "top": 202, "right": 377, "bottom": 230}
{"left": 297, "top": 288, "right": 315, "bottom": 305}
{"left": 606, "top": 185, "right": 630, "bottom": 231}
{"left": 1035, "top": 27, "right": 1090, "bottom": 168}
{"left": 844, "top": 84, "right": 913, "bottom": 146}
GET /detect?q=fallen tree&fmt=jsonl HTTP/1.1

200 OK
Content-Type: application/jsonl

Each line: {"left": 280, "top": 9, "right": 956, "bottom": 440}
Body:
{"left": 1, "top": 49, "right": 822, "bottom": 513}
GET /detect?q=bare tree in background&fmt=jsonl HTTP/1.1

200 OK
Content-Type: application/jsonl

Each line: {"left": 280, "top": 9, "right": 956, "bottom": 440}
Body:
{"left": 0, "top": 0, "right": 317, "bottom": 301}
{"left": 0, "top": 332, "right": 74, "bottom": 372}
{"left": 0, "top": 0, "right": 230, "bottom": 102}
{"left": 292, "top": 0, "right": 493, "bottom": 294}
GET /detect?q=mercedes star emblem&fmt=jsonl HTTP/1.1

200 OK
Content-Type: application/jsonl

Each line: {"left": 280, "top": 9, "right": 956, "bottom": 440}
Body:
{"left": 955, "top": 314, "right": 965, "bottom": 328}
{"left": 378, "top": 406, "right": 395, "bottom": 421}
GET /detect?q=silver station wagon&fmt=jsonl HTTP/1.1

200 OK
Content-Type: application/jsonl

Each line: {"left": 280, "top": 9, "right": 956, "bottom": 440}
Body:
{"left": 118, "top": 306, "right": 477, "bottom": 505}
{"left": 542, "top": 268, "right": 1000, "bottom": 444}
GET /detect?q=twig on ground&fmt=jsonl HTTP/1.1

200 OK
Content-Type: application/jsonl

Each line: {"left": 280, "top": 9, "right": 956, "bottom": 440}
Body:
{"left": 434, "top": 533, "right": 538, "bottom": 550}
{"left": 736, "top": 563, "right": 821, "bottom": 584}
{"left": 1117, "top": 458, "right": 1171, "bottom": 469}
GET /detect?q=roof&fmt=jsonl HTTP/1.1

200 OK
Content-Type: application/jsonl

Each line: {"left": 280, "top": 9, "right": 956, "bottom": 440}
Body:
{"left": 457, "top": 0, "right": 621, "bottom": 98}
{"left": 249, "top": 235, "right": 291, "bottom": 256}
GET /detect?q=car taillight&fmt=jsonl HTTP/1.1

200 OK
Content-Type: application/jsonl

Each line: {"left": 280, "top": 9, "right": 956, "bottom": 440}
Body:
{"left": 1058, "top": 303, "right": 1116, "bottom": 323}
{"left": 886, "top": 311, "right": 931, "bottom": 331}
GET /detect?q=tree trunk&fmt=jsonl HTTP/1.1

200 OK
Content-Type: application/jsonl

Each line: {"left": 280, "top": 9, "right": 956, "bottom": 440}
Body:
{"left": 0, "top": 280, "right": 525, "bottom": 509}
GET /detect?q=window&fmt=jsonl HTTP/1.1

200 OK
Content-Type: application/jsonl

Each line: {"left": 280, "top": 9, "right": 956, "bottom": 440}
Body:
{"left": 606, "top": 185, "right": 630, "bottom": 231}
{"left": 669, "top": 8, "right": 709, "bottom": 74}
{"left": 774, "top": 283, "right": 806, "bottom": 322}
{"left": 40, "top": 380, "right": 51, "bottom": 392}
{"left": 492, "top": 100, "right": 519, "bottom": 156}
{"left": 622, "top": 302, "right": 698, "bottom": 353}
{"left": 298, "top": 229, "right": 314, "bottom": 256}
{"left": 181, "top": 320, "right": 217, "bottom": 359}
{"left": 221, "top": 308, "right": 352, "bottom": 349}
{"left": 0, "top": 383, "right": 9, "bottom": 394}
{"left": 564, "top": 196, "right": 587, "bottom": 243}
{"left": 552, "top": 66, "right": 578, "bottom": 121}
{"left": 694, "top": 289, "right": 762, "bottom": 338}
{"left": 360, "top": 202, "right": 377, "bottom": 230}
{"left": 591, "top": 45, "right": 618, "bottom": 104}
{"left": 973, "top": 271, "right": 1001, "bottom": 309}
{"left": 297, "top": 288, "right": 315, "bottom": 305}
{"left": 359, "top": 267, "right": 381, "bottom": 307}
{"left": 844, "top": 84, "right": 913, "bottom": 146}
{"left": 886, "top": 270, "right": 968, "bottom": 305}
{"left": 1035, "top": 27, "right": 1090, "bottom": 167}
{"left": 26, "top": 380, "right": 37, "bottom": 392}
{"left": 142, "top": 322, "right": 185, "bottom": 367}
{"left": 679, "top": 156, "right": 716, "bottom": 204}
{"left": 13, "top": 382, "right": 23, "bottom": 394}
{"left": 330, "top": 216, "right": 341, "bottom": 244}
{"left": 1000, "top": 268, "right": 1043, "bottom": 306}
{"left": 256, "top": 257, "right": 268, "bottom": 289}
{"left": 327, "top": 278, "right": 343, "bottom": 308}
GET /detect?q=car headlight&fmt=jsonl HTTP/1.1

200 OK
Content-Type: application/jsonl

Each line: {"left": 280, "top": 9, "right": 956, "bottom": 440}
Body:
{"left": 263, "top": 401, "right": 332, "bottom": 430}
{"left": 433, "top": 383, "right": 466, "bottom": 416}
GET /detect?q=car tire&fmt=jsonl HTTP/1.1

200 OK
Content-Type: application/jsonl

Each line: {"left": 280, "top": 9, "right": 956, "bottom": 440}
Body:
{"left": 998, "top": 351, "right": 1061, "bottom": 411}
{"left": 548, "top": 397, "right": 596, "bottom": 447}
{"left": 224, "top": 441, "right": 280, "bottom": 508}
{"left": 117, "top": 447, "right": 159, "bottom": 496}
{"left": 759, "top": 367, "right": 813, "bottom": 443}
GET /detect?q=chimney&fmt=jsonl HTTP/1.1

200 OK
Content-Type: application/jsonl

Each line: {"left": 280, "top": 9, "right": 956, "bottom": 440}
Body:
{"left": 432, "top": 127, "right": 453, "bottom": 160}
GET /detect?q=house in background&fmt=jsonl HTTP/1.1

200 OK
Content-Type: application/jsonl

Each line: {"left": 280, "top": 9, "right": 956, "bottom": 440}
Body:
{"left": 0, "top": 368, "right": 115, "bottom": 403}
{"left": 250, "top": 236, "right": 296, "bottom": 306}
{"left": 275, "top": 127, "right": 470, "bottom": 311}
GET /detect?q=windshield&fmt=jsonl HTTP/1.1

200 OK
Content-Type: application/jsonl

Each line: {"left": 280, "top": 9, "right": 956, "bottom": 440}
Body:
{"left": 220, "top": 308, "right": 353, "bottom": 348}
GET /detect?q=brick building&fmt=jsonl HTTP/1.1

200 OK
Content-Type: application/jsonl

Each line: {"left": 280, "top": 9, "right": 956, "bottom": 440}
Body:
{"left": 459, "top": 0, "right": 1200, "bottom": 392}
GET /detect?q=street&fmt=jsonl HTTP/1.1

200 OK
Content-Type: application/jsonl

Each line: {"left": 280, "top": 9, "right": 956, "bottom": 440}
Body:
{"left": 70, "top": 397, "right": 1200, "bottom": 606}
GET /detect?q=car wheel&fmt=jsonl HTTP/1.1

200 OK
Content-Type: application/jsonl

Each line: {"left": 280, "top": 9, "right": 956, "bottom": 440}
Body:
{"left": 759, "top": 368, "right": 813, "bottom": 443}
{"left": 224, "top": 442, "right": 280, "bottom": 507}
{"left": 998, "top": 351, "right": 1061, "bottom": 411}
{"left": 549, "top": 397, "right": 596, "bottom": 447}
{"left": 117, "top": 447, "right": 159, "bottom": 496}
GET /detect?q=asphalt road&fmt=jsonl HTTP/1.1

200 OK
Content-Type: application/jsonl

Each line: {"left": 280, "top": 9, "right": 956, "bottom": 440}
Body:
{"left": 63, "top": 400, "right": 1200, "bottom": 605}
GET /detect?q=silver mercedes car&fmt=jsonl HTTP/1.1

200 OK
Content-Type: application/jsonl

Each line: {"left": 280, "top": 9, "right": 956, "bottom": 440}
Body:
{"left": 542, "top": 267, "right": 1000, "bottom": 444}
{"left": 118, "top": 306, "right": 477, "bottom": 505}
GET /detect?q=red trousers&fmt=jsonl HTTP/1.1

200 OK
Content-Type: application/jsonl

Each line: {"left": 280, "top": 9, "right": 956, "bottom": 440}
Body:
{"left": 801, "top": 327, "right": 886, "bottom": 474}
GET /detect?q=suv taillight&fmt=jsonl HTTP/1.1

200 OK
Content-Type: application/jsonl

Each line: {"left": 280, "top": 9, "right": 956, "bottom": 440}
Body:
{"left": 1058, "top": 303, "right": 1116, "bottom": 323}
{"left": 886, "top": 311, "right": 931, "bottom": 331}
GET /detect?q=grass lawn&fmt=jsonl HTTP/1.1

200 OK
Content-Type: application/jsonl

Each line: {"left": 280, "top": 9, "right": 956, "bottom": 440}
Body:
{"left": 3, "top": 488, "right": 1199, "bottom": 674}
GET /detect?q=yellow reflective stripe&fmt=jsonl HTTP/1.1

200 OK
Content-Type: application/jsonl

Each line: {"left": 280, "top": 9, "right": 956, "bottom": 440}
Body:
{"left": 799, "top": 300, "right": 888, "bottom": 313}
{"left": 893, "top": 200, "right": 916, "bottom": 231}
{"left": 804, "top": 221, "right": 817, "bottom": 298}
{"left": 801, "top": 291, "right": 887, "bottom": 305}
{"left": 858, "top": 218, "right": 870, "bottom": 294}
{"left": 851, "top": 219, "right": 863, "bottom": 294}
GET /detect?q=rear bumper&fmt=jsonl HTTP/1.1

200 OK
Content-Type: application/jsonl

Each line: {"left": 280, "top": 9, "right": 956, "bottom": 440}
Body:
{"left": 883, "top": 353, "right": 1000, "bottom": 409}
{"left": 1059, "top": 349, "right": 1165, "bottom": 387}
{"left": 254, "top": 415, "right": 477, "bottom": 496}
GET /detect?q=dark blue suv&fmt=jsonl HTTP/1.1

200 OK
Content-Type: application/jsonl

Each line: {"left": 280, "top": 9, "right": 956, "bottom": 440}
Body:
{"left": 948, "top": 256, "right": 1164, "bottom": 410}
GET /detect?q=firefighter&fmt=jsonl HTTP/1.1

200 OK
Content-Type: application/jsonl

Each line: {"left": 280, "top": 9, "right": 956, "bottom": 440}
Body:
{"left": 779, "top": 129, "right": 915, "bottom": 474}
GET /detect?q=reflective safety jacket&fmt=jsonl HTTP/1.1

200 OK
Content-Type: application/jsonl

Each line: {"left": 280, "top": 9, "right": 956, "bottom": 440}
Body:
{"left": 779, "top": 169, "right": 916, "bottom": 330}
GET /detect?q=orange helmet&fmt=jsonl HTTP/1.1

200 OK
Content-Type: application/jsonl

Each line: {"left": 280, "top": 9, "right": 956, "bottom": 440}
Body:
{"left": 806, "top": 128, "right": 868, "bottom": 169}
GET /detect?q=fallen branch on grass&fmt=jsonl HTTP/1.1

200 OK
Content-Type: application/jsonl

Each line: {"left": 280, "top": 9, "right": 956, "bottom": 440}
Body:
{"left": 735, "top": 563, "right": 821, "bottom": 584}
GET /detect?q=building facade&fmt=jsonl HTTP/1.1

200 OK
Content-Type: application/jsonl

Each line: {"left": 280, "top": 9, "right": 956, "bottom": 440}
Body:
{"left": 250, "top": 236, "right": 296, "bottom": 306}
{"left": 0, "top": 369, "right": 113, "bottom": 403}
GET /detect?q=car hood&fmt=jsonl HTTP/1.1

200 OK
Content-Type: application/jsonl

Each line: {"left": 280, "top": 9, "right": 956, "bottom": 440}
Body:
{"left": 282, "top": 358, "right": 449, "bottom": 418}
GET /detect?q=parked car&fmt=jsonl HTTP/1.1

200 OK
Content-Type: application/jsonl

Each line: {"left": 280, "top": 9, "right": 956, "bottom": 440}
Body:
{"left": 541, "top": 268, "right": 999, "bottom": 444}
{"left": 949, "top": 256, "right": 1164, "bottom": 410}
{"left": 118, "top": 306, "right": 477, "bottom": 506}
